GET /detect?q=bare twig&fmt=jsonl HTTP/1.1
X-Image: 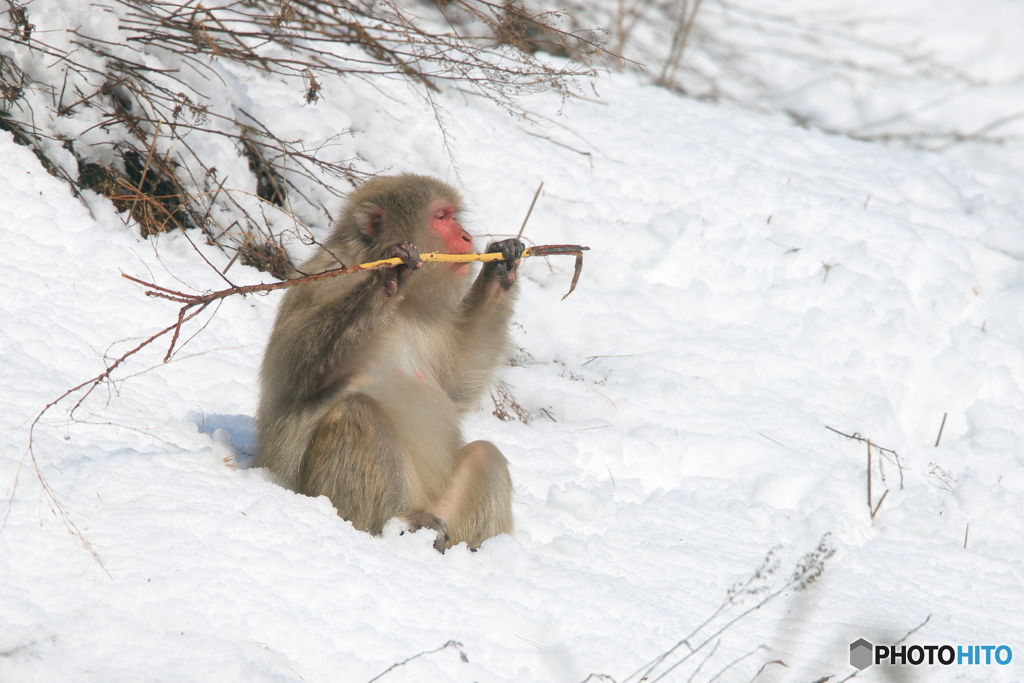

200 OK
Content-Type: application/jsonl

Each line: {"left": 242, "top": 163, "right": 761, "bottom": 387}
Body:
{"left": 825, "top": 426, "right": 903, "bottom": 490}
{"left": 124, "top": 244, "right": 590, "bottom": 310}
{"left": 364, "top": 640, "right": 467, "bottom": 683}
{"left": 564, "top": 250, "right": 586, "bottom": 300}
{"left": 934, "top": 413, "right": 947, "bottom": 447}
{"left": 682, "top": 638, "right": 719, "bottom": 682}
{"left": 517, "top": 181, "right": 544, "bottom": 238}
{"left": 657, "top": 0, "right": 704, "bottom": 88}
{"left": 866, "top": 439, "right": 872, "bottom": 511}
{"left": 897, "top": 614, "right": 932, "bottom": 644}
{"left": 870, "top": 489, "right": 888, "bottom": 519}
{"left": 582, "top": 354, "right": 634, "bottom": 366}
{"left": 748, "top": 658, "right": 787, "bottom": 681}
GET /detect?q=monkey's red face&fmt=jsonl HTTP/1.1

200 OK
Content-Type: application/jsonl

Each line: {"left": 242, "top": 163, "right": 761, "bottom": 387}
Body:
{"left": 429, "top": 200, "right": 473, "bottom": 275}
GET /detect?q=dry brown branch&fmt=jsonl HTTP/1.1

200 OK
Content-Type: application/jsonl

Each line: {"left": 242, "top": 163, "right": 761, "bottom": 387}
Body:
{"left": 123, "top": 244, "right": 590, "bottom": 314}
{"left": 748, "top": 658, "right": 787, "bottom": 681}
{"left": 517, "top": 181, "right": 544, "bottom": 238}
{"left": 866, "top": 438, "right": 872, "bottom": 510}
{"left": 934, "top": 412, "right": 947, "bottom": 447}
{"left": 656, "top": 0, "right": 704, "bottom": 88}
{"left": 825, "top": 425, "right": 904, "bottom": 490}
{"left": 870, "top": 489, "right": 888, "bottom": 519}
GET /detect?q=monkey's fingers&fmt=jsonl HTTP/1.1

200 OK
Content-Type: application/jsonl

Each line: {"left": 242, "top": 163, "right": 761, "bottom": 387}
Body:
{"left": 487, "top": 238, "right": 526, "bottom": 271}
{"left": 385, "top": 240, "right": 422, "bottom": 269}
{"left": 382, "top": 241, "right": 422, "bottom": 296}
{"left": 481, "top": 238, "right": 525, "bottom": 289}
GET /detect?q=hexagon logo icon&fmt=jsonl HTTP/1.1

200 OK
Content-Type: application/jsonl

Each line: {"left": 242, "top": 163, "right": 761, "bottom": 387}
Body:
{"left": 850, "top": 638, "right": 873, "bottom": 670}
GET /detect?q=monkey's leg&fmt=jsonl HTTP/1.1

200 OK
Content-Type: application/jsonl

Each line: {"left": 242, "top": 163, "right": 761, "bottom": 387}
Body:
{"left": 297, "top": 393, "right": 406, "bottom": 535}
{"left": 430, "top": 440, "right": 513, "bottom": 549}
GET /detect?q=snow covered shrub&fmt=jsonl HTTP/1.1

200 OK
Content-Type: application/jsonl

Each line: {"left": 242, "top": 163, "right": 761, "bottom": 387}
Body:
{"left": 0, "top": 0, "right": 593, "bottom": 276}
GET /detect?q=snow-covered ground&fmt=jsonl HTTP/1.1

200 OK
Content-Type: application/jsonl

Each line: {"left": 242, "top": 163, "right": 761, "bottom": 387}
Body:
{"left": 2, "top": 2, "right": 1024, "bottom": 682}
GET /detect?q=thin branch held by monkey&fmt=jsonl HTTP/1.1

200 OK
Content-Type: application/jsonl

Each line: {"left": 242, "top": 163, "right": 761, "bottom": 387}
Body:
{"left": 123, "top": 243, "right": 588, "bottom": 308}
{"left": 255, "top": 174, "right": 527, "bottom": 551}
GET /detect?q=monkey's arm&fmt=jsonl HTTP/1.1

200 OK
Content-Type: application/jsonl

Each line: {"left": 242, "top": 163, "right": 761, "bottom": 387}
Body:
{"left": 263, "top": 242, "right": 421, "bottom": 408}
{"left": 445, "top": 239, "right": 524, "bottom": 409}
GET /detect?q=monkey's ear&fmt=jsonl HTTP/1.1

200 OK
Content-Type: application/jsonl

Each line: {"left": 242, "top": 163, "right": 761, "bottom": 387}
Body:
{"left": 358, "top": 204, "right": 387, "bottom": 240}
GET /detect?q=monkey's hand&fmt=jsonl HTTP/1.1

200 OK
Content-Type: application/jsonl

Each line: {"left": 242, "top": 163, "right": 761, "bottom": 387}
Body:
{"left": 382, "top": 241, "right": 423, "bottom": 297}
{"left": 401, "top": 510, "right": 451, "bottom": 553}
{"left": 483, "top": 238, "right": 525, "bottom": 290}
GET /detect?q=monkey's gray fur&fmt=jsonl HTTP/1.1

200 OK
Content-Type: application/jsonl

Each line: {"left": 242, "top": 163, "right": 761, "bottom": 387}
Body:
{"left": 255, "top": 174, "right": 522, "bottom": 550}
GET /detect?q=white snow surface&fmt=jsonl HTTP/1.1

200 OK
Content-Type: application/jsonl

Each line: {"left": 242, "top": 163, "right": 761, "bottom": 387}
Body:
{"left": 3, "top": 4, "right": 1024, "bottom": 683}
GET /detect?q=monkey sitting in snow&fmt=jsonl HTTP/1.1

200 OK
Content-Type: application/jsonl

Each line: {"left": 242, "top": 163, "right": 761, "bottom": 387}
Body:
{"left": 255, "top": 174, "right": 521, "bottom": 551}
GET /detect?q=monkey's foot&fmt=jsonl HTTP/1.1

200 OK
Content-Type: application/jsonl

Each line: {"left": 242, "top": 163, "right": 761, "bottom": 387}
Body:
{"left": 400, "top": 510, "right": 450, "bottom": 553}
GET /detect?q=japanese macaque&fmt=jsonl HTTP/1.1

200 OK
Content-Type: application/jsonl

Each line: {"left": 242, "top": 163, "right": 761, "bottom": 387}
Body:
{"left": 254, "top": 174, "right": 522, "bottom": 551}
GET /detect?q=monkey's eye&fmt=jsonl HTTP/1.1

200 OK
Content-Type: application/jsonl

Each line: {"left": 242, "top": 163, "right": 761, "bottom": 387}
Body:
{"left": 434, "top": 210, "right": 447, "bottom": 221}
